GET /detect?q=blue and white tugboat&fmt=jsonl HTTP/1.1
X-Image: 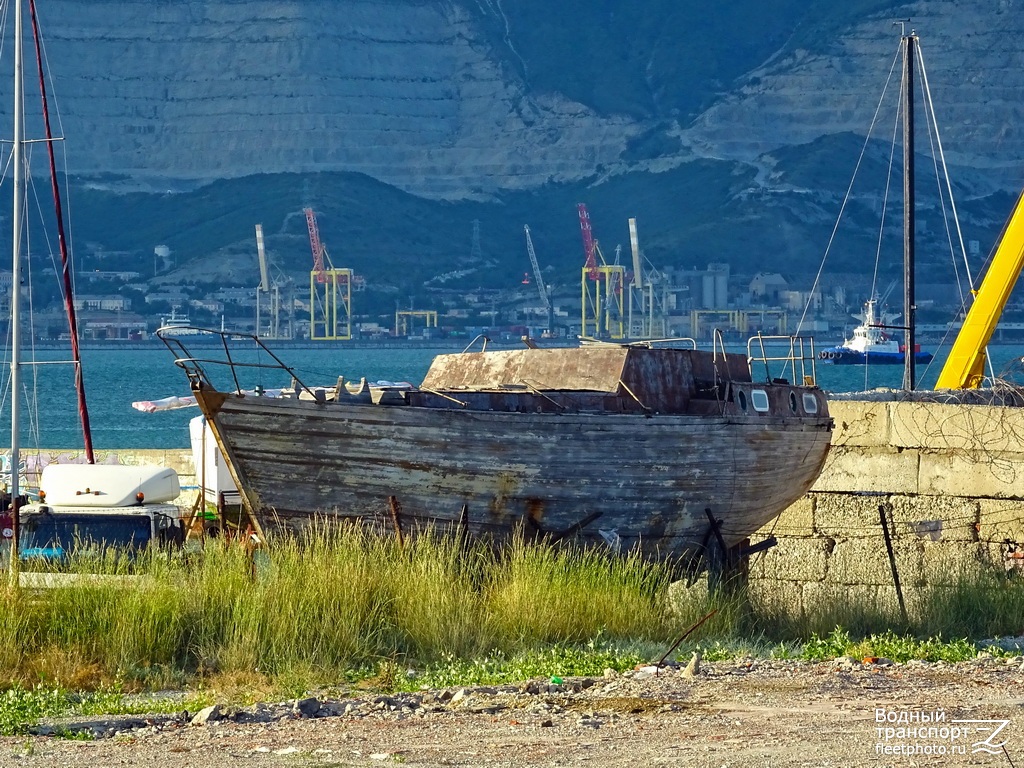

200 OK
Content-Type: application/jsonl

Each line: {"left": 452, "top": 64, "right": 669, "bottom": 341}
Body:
{"left": 819, "top": 298, "right": 933, "bottom": 365}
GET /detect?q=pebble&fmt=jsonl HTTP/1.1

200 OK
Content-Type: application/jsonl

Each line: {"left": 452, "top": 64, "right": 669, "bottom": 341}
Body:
{"left": 26, "top": 657, "right": 1023, "bottom": 748}
{"left": 682, "top": 650, "right": 702, "bottom": 678}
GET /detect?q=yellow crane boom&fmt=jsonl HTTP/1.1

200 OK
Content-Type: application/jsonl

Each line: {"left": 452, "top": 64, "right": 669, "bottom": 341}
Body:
{"left": 936, "top": 190, "right": 1024, "bottom": 389}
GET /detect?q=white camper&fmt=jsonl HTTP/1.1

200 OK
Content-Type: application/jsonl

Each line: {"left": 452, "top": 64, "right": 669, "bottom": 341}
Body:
{"left": 16, "top": 464, "right": 184, "bottom": 563}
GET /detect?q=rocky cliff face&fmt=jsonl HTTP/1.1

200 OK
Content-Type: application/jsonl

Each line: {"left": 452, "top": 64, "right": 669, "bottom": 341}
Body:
{"left": 13, "top": 0, "right": 640, "bottom": 199}
{"left": 3, "top": 0, "right": 1022, "bottom": 289}
{"left": 10, "top": 0, "right": 1019, "bottom": 202}
{"left": 684, "top": 0, "right": 1024, "bottom": 196}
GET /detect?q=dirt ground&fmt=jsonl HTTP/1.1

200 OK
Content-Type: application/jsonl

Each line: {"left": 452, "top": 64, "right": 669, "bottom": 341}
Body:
{"left": 2, "top": 656, "right": 1023, "bottom": 768}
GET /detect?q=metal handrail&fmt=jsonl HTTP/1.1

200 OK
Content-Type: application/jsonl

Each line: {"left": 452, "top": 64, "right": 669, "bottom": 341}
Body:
{"left": 156, "top": 327, "right": 314, "bottom": 397}
{"left": 461, "top": 334, "right": 490, "bottom": 353}
{"left": 578, "top": 336, "right": 699, "bottom": 349}
{"left": 746, "top": 334, "right": 819, "bottom": 385}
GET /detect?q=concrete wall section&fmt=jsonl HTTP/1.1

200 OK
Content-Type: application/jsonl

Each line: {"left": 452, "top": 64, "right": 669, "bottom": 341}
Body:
{"left": 750, "top": 398, "right": 1024, "bottom": 617}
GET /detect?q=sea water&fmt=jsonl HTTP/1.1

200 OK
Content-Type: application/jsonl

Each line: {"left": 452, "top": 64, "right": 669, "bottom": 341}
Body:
{"left": 0, "top": 341, "right": 1020, "bottom": 450}
{"left": 0, "top": 344, "right": 448, "bottom": 451}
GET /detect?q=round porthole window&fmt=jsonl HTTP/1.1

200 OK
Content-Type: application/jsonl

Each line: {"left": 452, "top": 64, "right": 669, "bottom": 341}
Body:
{"left": 737, "top": 390, "right": 747, "bottom": 411}
{"left": 790, "top": 391, "right": 799, "bottom": 413}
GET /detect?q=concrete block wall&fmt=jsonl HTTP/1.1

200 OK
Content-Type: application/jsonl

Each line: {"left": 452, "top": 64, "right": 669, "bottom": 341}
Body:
{"left": 748, "top": 397, "right": 1024, "bottom": 618}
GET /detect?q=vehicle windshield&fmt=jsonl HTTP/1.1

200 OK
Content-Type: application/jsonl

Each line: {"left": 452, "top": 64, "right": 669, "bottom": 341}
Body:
{"left": 19, "top": 512, "right": 152, "bottom": 560}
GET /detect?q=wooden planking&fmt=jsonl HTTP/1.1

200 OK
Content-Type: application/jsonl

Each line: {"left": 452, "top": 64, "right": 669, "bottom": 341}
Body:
{"left": 204, "top": 392, "right": 832, "bottom": 559}
{"left": 223, "top": 406, "right": 829, "bottom": 518}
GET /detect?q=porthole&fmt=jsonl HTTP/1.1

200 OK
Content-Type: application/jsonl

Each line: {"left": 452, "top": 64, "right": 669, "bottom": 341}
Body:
{"left": 751, "top": 389, "right": 770, "bottom": 413}
{"left": 789, "top": 391, "right": 799, "bottom": 413}
{"left": 802, "top": 392, "right": 819, "bottom": 414}
{"left": 737, "top": 390, "right": 747, "bottom": 411}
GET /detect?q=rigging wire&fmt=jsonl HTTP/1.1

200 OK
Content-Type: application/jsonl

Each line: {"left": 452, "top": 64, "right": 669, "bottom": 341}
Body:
{"left": 862, "top": 75, "right": 905, "bottom": 393}
{"left": 917, "top": 45, "right": 973, "bottom": 293}
{"left": 921, "top": 89, "right": 964, "bottom": 305}
{"left": 794, "top": 44, "right": 902, "bottom": 341}
{"left": 876, "top": 74, "right": 902, "bottom": 304}
{"left": 916, "top": 42, "right": 997, "bottom": 385}
{"left": 801, "top": 34, "right": 977, "bottom": 389}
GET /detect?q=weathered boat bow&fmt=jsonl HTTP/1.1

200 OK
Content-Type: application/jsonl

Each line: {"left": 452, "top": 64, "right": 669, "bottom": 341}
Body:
{"left": 161, "top": 331, "right": 833, "bottom": 566}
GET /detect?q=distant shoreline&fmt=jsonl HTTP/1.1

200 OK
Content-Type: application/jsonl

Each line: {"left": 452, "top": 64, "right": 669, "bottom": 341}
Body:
{"left": 25, "top": 337, "right": 569, "bottom": 352}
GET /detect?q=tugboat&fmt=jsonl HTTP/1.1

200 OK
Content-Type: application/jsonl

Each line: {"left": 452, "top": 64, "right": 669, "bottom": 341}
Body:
{"left": 819, "top": 298, "right": 933, "bottom": 365}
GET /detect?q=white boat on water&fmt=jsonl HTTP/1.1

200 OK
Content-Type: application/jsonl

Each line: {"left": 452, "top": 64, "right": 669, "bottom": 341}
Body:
{"left": 158, "top": 307, "right": 203, "bottom": 336}
{"left": 818, "top": 298, "right": 933, "bottom": 366}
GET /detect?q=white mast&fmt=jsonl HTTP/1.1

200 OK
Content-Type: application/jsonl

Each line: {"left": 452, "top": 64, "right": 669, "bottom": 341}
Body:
{"left": 8, "top": 0, "right": 24, "bottom": 571}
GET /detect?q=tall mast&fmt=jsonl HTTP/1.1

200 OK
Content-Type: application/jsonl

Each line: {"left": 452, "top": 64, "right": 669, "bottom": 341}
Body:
{"left": 902, "top": 30, "right": 917, "bottom": 390}
{"left": 8, "top": 0, "right": 24, "bottom": 571}
{"left": 29, "top": 0, "right": 94, "bottom": 462}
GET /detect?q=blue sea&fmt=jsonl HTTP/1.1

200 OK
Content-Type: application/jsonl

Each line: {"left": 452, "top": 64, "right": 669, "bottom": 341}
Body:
{"left": 0, "top": 340, "right": 1021, "bottom": 450}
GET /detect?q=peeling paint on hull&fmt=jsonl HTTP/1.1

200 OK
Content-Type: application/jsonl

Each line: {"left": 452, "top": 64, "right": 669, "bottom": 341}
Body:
{"left": 166, "top": 340, "right": 834, "bottom": 564}
{"left": 195, "top": 389, "right": 832, "bottom": 562}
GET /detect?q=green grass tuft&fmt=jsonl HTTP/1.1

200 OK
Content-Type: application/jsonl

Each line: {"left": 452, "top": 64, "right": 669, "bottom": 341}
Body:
{"left": 0, "top": 522, "right": 1022, "bottom": 737}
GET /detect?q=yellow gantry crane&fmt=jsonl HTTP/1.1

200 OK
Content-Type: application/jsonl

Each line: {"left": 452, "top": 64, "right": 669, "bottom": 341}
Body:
{"left": 304, "top": 208, "right": 352, "bottom": 341}
{"left": 935, "top": 190, "right": 1024, "bottom": 389}
{"left": 577, "top": 204, "right": 624, "bottom": 339}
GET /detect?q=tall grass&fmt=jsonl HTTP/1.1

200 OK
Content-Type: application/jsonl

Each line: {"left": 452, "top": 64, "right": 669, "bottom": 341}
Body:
{"left": 0, "top": 524, "right": 677, "bottom": 689}
{"left": 747, "top": 571, "right": 1024, "bottom": 641}
{"left": 2, "top": 526, "right": 1023, "bottom": 692}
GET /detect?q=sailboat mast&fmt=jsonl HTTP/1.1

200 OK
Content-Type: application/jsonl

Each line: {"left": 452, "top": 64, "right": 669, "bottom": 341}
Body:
{"left": 29, "top": 0, "right": 94, "bottom": 463}
{"left": 902, "top": 31, "right": 918, "bottom": 390}
{"left": 8, "top": 0, "right": 24, "bottom": 568}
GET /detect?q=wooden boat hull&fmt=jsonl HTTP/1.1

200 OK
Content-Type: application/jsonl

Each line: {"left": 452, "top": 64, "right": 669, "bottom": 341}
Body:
{"left": 194, "top": 387, "right": 833, "bottom": 562}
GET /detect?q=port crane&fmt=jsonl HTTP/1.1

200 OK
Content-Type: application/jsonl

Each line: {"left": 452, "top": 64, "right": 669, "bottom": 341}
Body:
{"left": 523, "top": 225, "right": 554, "bottom": 336}
{"left": 254, "top": 224, "right": 295, "bottom": 339}
{"left": 625, "top": 217, "right": 668, "bottom": 338}
{"left": 304, "top": 207, "right": 353, "bottom": 341}
{"left": 577, "top": 203, "right": 625, "bottom": 339}
{"left": 936, "top": 189, "right": 1024, "bottom": 388}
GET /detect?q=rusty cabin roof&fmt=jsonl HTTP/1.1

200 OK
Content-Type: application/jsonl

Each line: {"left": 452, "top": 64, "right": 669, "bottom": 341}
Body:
{"left": 420, "top": 347, "right": 752, "bottom": 410}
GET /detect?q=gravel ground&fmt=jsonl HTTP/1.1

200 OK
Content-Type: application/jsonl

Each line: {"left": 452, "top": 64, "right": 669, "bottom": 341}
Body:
{"left": 3, "top": 656, "right": 1024, "bottom": 767}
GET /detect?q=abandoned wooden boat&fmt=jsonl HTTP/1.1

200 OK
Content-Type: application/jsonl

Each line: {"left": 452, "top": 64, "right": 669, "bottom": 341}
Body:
{"left": 159, "top": 333, "right": 833, "bottom": 564}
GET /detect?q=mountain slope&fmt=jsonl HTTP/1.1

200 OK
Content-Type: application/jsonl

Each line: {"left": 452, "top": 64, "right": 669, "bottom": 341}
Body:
{"left": 2, "top": 0, "right": 1021, "bottom": 304}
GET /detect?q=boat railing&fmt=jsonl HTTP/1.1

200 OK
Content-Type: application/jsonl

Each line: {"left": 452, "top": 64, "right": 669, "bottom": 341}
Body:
{"left": 578, "top": 336, "right": 699, "bottom": 349}
{"left": 156, "top": 327, "right": 317, "bottom": 398}
{"left": 461, "top": 334, "right": 490, "bottom": 353}
{"left": 747, "top": 334, "right": 820, "bottom": 386}
{"left": 629, "top": 337, "right": 698, "bottom": 349}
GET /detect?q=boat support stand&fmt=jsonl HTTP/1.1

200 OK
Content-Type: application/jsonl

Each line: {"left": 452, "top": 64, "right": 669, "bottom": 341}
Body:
{"left": 525, "top": 509, "right": 604, "bottom": 545}
{"left": 700, "top": 508, "right": 777, "bottom": 594}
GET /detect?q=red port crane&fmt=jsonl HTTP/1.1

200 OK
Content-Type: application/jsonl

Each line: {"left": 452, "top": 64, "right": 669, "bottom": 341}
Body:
{"left": 577, "top": 203, "right": 600, "bottom": 280}
{"left": 304, "top": 207, "right": 327, "bottom": 284}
